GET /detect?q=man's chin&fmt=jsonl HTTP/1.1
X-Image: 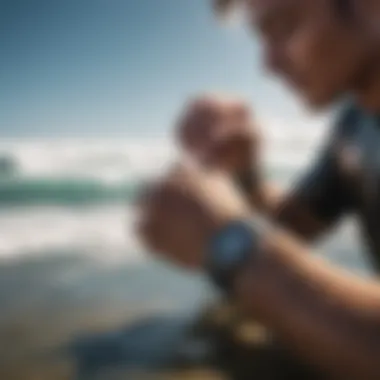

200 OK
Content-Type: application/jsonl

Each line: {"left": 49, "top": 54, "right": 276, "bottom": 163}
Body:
{"left": 286, "top": 81, "right": 339, "bottom": 112}
{"left": 301, "top": 90, "right": 339, "bottom": 113}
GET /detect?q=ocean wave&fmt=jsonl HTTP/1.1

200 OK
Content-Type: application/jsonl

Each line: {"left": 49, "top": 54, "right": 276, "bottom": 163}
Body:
{"left": 0, "top": 134, "right": 368, "bottom": 272}
{"left": 0, "top": 177, "right": 139, "bottom": 206}
{"left": 0, "top": 163, "right": 301, "bottom": 206}
{"left": 0, "top": 204, "right": 144, "bottom": 261}
{"left": 0, "top": 139, "right": 177, "bottom": 181}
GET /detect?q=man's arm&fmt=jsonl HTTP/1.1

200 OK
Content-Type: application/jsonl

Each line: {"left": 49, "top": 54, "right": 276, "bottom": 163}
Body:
{"left": 244, "top": 181, "right": 328, "bottom": 241}
{"left": 233, "top": 226, "right": 380, "bottom": 379}
{"left": 247, "top": 156, "right": 351, "bottom": 242}
{"left": 137, "top": 153, "right": 378, "bottom": 379}
{"left": 241, "top": 117, "right": 355, "bottom": 242}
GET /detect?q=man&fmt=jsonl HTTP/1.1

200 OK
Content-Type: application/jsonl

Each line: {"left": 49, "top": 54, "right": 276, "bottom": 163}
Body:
{"left": 137, "top": 0, "right": 380, "bottom": 378}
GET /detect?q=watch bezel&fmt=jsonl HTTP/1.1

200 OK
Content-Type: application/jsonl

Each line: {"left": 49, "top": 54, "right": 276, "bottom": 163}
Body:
{"left": 206, "top": 220, "right": 260, "bottom": 294}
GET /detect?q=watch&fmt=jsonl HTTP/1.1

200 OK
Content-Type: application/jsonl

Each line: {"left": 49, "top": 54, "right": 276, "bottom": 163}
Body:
{"left": 206, "top": 219, "right": 263, "bottom": 295}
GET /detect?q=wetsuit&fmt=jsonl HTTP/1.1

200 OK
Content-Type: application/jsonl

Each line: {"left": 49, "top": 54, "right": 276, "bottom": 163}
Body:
{"left": 296, "top": 103, "right": 380, "bottom": 271}
{"left": 235, "top": 104, "right": 380, "bottom": 379}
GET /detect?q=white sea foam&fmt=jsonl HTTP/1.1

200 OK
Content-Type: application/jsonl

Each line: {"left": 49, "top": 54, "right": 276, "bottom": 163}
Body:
{"left": 0, "top": 204, "right": 145, "bottom": 262}
{"left": 0, "top": 138, "right": 178, "bottom": 184}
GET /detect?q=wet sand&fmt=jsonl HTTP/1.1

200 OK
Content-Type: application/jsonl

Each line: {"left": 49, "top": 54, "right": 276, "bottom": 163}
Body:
{"left": 0, "top": 252, "right": 217, "bottom": 380}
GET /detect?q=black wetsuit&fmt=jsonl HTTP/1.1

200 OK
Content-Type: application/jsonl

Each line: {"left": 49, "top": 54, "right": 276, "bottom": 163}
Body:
{"left": 296, "top": 103, "right": 380, "bottom": 271}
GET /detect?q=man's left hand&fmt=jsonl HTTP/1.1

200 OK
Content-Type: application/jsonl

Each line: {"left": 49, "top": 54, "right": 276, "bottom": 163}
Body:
{"left": 136, "top": 163, "right": 250, "bottom": 269}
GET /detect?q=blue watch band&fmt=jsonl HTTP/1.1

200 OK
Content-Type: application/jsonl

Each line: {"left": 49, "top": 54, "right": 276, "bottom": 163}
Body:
{"left": 206, "top": 219, "right": 263, "bottom": 294}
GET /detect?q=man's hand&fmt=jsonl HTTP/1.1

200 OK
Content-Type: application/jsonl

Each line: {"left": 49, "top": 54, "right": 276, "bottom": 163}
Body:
{"left": 176, "top": 94, "right": 261, "bottom": 178}
{"left": 136, "top": 163, "right": 250, "bottom": 269}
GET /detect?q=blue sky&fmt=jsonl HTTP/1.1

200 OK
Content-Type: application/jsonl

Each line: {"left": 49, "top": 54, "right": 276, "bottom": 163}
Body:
{"left": 0, "top": 0, "right": 316, "bottom": 137}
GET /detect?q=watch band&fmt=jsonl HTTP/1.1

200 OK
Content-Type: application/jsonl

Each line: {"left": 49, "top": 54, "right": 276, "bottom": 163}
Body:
{"left": 206, "top": 218, "right": 268, "bottom": 295}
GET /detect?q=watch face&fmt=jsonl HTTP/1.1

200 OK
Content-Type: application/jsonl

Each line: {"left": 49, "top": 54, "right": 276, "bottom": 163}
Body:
{"left": 210, "top": 222, "right": 253, "bottom": 271}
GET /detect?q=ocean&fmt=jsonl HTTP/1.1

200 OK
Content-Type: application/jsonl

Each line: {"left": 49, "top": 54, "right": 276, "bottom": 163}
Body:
{"left": 0, "top": 128, "right": 374, "bottom": 379}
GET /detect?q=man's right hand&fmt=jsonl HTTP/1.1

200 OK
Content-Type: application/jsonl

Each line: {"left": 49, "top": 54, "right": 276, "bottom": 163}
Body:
{"left": 175, "top": 94, "right": 262, "bottom": 186}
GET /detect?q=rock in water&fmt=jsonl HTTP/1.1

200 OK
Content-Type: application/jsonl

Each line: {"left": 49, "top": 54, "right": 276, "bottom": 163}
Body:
{"left": 0, "top": 156, "right": 17, "bottom": 178}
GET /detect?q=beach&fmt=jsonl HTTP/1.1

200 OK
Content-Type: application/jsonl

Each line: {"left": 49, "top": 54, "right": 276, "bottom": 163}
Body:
{"left": 0, "top": 134, "right": 374, "bottom": 379}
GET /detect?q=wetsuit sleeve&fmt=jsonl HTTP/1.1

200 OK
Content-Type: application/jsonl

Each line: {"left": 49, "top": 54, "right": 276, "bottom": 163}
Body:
{"left": 292, "top": 108, "right": 356, "bottom": 225}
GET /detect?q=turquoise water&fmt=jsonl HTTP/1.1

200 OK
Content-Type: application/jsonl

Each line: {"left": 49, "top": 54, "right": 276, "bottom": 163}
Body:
{"left": 0, "top": 177, "right": 137, "bottom": 205}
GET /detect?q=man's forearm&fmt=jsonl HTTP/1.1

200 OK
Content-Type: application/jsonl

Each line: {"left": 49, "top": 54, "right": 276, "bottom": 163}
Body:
{"left": 234, "top": 228, "right": 380, "bottom": 379}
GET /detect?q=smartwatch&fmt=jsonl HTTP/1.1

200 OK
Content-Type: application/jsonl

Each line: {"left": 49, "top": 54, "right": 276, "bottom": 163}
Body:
{"left": 206, "top": 219, "right": 265, "bottom": 295}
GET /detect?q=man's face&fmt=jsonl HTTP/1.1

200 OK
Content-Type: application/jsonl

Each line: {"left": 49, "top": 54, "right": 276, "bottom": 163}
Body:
{"left": 248, "top": 0, "right": 372, "bottom": 108}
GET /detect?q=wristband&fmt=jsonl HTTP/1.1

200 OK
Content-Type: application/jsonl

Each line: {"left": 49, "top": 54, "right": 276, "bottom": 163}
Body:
{"left": 206, "top": 218, "right": 267, "bottom": 295}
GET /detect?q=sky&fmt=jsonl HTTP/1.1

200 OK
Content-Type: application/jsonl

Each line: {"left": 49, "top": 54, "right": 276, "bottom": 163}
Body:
{"left": 0, "top": 0, "right": 325, "bottom": 138}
